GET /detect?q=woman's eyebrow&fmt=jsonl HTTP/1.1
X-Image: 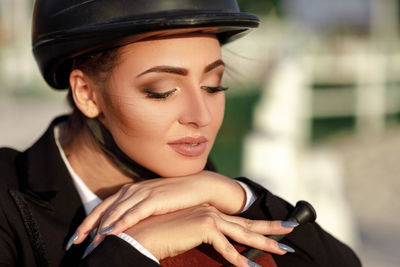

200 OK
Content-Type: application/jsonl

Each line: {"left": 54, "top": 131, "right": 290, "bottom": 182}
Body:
{"left": 137, "top": 66, "right": 188, "bottom": 77}
{"left": 136, "top": 59, "right": 225, "bottom": 77}
{"left": 204, "top": 59, "right": 225, "bottom": 73}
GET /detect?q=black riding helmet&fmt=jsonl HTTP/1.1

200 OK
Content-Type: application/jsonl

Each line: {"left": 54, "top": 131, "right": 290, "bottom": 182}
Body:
{"left": 32, "top": 0, "right": 259, "bottom": 89}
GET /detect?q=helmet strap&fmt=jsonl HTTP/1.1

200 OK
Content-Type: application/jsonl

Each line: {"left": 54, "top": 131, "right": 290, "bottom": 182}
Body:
{"left": 85, "top": 118, "right": 159, "bottom": 181}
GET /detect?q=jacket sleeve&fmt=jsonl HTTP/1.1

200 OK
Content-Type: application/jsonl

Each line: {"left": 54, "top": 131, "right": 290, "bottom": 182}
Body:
{"left": 0, "top": 204, "right": 17, "bottom": 266}
{"left": 236, "top": 177, "right": 362, "bottom": 267}
{"left": 0, "top": 150, "right": 19, "bottom": 266}
{"left": 79, "top": 236, "right": 160, "bottom": 267}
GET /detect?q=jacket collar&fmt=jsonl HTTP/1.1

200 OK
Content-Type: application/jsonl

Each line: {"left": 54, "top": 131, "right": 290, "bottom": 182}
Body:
{"left": 17, "top": 115, "right": 74, "bottom": 197}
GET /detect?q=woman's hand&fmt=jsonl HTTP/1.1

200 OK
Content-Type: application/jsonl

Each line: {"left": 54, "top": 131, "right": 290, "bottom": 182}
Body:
{"left": 71, "top": 171, "right": 246, "bottom": 245}
{"left": 123, "top": 205, "right": 293, "bottom": 267}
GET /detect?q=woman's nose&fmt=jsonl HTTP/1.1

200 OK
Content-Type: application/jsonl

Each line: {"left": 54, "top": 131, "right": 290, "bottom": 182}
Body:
{"left": 178, "top": 88, "right": 212, "bottom": 128}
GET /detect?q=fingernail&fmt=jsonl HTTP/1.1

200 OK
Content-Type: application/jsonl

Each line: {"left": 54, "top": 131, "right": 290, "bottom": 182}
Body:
{"left": 281, "top": 221, "right": 299, "bottom": 228}
{"left": 100, "top": 226, "right": 114, "bottom": 235}
{"left": 66, "top": 232, "right": 78, "bottom": 251}
{"left": 82, "top": 242, "right": 95, "bottom": 258}
{"left": 248, "top": 259, "right": 261, "bottom": 267}
{"left": 278, "top": 242, "right": 295, "bottom": 253}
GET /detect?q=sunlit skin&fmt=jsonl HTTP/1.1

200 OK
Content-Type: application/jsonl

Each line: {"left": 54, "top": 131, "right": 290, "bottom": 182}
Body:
{"left": 96, "top": 34, "right": 226, "bottom": 177}
{"left": 66, "top": 33, "right": 233, "bottom": 199}
{"left": 66, "top": 33, "right": 295, "bottom": 265}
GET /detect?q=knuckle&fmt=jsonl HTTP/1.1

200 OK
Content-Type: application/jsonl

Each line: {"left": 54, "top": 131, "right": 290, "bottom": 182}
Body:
{"left": 91, "top": 205, "right": 106, "bottom": 218}
{"left": 200, "top": 214, "right": 218, "bottom": 228}
{"left": 224, "top": 242, "right": 236, "bottom": 254}
{"left": 107, "top": 208, "right": 117, "bottom": 217}
{"left": 130, "top": 205, "right": 146, "bottom": 218}
{"left": 243, "top": 218, "right": 254, "bottom": 229}
{"left": 206, "top": 205, "right": 218, "bottom": 212}
{"left": 265, "top": 238, "right": 277, "bottom": 251}
{"left": 204, "top": 210, "right": 220, "bottom": 222}
{"left": 75, "top": 225, "right": 85, "bottom": 234}
{"left": 92, "top": 204, "right": 102, "bottom": 213}
{"left": 123, "top": 183, "right": 134, "bottom": 189}
{"left": 122, "top": 184, "right": 138, "bottom": 194}
{"left": 80, "top": 223, "right": 93, "bottom": 233}
{"left": 202, "top": 205, "right": 218, "bottom": 215}
{"left": 79, "top": 219, "right": 90, "bottom": 228}
{"left": 118, "top": 216, "right": 130, "bottom": 227}
{"left": 242, "top": 227, "right": 252, "bottom": 236}
{"left": 134, "top": 189, "right": 151, "bottom": 201}
{"left": 126, "top": 209, "right": 139, "bottom": 220}
{"left": 147, "top": 190, "right": 160, "bottom": 200}
{"left": 265, "top": 220, "right": 274, "bottom": 230}
{"left": 107, "top": 207, "right": 122, "bottom": 218}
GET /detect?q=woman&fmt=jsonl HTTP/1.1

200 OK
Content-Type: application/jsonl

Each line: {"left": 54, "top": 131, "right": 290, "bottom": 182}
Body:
{"left": 0, "top": 1, "right": 361, "bottom": 266}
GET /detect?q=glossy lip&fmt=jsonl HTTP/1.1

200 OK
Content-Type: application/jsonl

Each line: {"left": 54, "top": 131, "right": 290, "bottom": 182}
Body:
{"left": 168, "top": 136, "right": 208, "bottom": 157}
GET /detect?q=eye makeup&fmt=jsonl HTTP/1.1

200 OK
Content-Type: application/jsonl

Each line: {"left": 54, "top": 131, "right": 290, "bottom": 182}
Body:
{"left": 143, "top": 88, "right": 178, "bottom": 99}
{"left": 143, "top": 85, "right": 227, "bottom": 100}
{"left": 201, "top": 85, "right": 228, "bottom": 93}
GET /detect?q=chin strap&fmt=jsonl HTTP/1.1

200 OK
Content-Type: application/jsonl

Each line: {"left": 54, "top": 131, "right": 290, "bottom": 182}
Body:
{"left": 85, "top": 118, "right": 159, "bottom": 180}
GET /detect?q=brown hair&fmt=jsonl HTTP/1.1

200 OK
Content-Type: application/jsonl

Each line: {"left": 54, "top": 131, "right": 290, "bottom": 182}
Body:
{"left": 64, "top": 47, "right": 121, "bottom": 146}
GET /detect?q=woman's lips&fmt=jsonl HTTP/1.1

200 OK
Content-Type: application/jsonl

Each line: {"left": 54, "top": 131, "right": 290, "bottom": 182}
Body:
{"left": 168, "top": 136, "right": 208, "bottom": 157}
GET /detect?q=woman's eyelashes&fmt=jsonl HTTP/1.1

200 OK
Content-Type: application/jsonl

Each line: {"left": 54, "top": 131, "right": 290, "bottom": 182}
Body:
{"left": 143, "top": 86, "right": 228, "bottom": 99}
{"left": 201, "top": 85, "right": 228, "bottom": 93}
{"left": 143, "top": 88, "right": 177, "bottom": 99}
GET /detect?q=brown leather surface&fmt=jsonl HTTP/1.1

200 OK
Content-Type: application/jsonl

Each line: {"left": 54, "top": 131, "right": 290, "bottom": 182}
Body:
{"left": 160, "top": 243, "right": 277, "bottom": 267}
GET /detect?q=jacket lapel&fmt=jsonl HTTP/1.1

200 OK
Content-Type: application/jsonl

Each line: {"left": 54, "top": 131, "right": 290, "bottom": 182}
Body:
{"left": 11, "top": 116, "right": 90, "bottom": 267}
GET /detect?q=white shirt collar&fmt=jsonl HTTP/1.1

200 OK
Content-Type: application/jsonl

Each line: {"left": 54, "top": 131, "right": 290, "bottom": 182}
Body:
{"left": 53, "top": 123, "right": 160, "bottom": 263}
{"left": 54, "top": 123, "right": 102, "bottom": 215}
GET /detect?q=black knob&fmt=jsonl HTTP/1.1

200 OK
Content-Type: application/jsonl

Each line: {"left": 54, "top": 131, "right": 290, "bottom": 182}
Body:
{"left": 290, "top": 200, "right": 317, "bottom": 225}
{"left": 237, "top": 200, "right": 317, "bottom": 264}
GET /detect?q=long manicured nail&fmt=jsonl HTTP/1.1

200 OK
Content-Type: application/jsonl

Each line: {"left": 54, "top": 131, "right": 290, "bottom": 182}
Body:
{"left": 278, "top": 242, "right": 295, "bottom": 253}
{"left": 100, "top": 226, "right": 114, "bottom": 235}
{"left": 281, "top": 221, "right": 299, "bottom": 228}
{"left": 247, "top": 259, "right": 261, "bottom": 267}
{"left": 82, "top": 242, "right": 95, "bottom": 258}
{"left": 66, "top": 232, "right": 78, "bottom": 251}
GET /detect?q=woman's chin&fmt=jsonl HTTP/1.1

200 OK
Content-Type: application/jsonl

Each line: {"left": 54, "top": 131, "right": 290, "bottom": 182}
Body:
{"left": 151, "top": 160, "right": 207, "bottom": 178}
{"left": 160, "top": 168, "right": 205, "bottom": 178}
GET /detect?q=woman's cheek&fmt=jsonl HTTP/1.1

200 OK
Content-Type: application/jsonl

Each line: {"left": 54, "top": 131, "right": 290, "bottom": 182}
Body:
{"left": 112, "top": 100, "right": 172, "bottom": 137}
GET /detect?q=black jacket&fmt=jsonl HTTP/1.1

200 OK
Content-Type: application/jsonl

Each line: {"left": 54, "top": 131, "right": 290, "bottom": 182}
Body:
{"left": 0, "top": 117, "right": 361, "bottom": 267}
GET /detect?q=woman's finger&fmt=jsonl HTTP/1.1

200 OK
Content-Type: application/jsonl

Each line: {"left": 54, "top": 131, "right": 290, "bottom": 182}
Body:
{"left": 71, "top": 191, "right": 121, "bottom": 245}
{"left": 200, "top": 207, "right": 295, "bottom": 256}
{"left": 206, "top": 225, "right": 256, "bottom": 267}
{"left": 218, "top": 214, "right": 296, "bottom": 236}
{"left": 103, "top": 198, "right": 155, "bottom": 235}
{"left": 94, "top": 197, "right": 154, "bottom": 239}
{"left": 216, "top": 217, "right": 289, "bottom": 255}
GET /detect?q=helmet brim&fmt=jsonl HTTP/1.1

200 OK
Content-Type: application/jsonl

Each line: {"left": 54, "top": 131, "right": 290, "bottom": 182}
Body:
{"left": 33, "top": 12, "right": 259, "bottom": 89}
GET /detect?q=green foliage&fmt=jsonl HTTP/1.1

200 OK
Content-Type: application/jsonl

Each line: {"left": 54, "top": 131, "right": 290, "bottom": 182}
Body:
{"left": 311, "top": 117, "right": 355, "bottom": 143}
{"left": 210, "top": 89, "right": 261, "bottom": 178}
{"left": 237, "top": 0, "right": 282, "bottom": 16}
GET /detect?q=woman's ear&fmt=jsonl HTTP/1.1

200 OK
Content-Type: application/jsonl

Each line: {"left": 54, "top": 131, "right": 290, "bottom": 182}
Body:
{"left": 69, "top": 69, "right": 102, "bottom": 118}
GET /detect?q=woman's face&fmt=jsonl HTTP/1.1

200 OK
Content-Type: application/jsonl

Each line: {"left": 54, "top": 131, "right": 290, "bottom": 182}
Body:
{"left": 97, "top": 34, "right": 225, "bottom": 177}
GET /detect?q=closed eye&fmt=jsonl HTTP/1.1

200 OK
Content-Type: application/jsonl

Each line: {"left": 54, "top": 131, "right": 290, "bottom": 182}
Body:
{"left": 144, "top": 88, "right": 177, "bottom": 99}
{"left": 201, "top": 86, "right": 228, "bottom": 94}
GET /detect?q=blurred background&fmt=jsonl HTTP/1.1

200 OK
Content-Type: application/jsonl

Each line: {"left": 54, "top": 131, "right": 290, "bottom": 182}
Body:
{"left": 1, "top": 1, "right": 400, "bottom": 266}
